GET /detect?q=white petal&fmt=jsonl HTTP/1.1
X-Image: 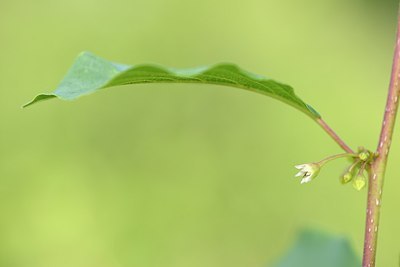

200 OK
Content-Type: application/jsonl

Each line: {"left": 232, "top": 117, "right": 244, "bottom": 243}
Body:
{"left": 303, "top": 165, "right": 313, "bottom": 172}
{"left": 301, "top": 176, "right": 312, "bottom": 184}
{"left": 295, "top": 164, "right": 305, "bottom": 170}
{"left": 295, "top": 171, "right": 305, "bottom": 177}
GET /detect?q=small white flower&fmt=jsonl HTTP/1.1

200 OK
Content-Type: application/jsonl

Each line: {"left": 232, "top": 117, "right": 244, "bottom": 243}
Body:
{"left": 294, "top": 163, "right": 320, "bottom": 184}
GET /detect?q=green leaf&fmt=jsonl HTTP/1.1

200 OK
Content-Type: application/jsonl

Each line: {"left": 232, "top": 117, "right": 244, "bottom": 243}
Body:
{"left": 272, "top": 229, "right": 361, "bottom": 267}
{"left": 24, "top": 52, "right": 320, "bottom": 119}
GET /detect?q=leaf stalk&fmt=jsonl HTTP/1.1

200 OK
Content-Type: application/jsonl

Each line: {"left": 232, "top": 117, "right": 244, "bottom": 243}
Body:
{"left": 316, "top": 118, "right": 354, "bottom": 153}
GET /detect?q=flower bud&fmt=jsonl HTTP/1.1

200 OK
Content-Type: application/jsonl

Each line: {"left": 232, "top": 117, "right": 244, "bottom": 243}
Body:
{"left": 352, "top": 173, "right": 367, "bottom": 191}
{"left": 358, "top": 151, "right": 370, "bottom": 162}
{"left": 340, "top": 171, "right": 353, "bottom": 184}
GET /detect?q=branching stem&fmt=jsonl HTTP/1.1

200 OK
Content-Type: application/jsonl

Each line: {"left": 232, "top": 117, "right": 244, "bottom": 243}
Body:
{"left": 362, "top": 6, "right": 400, "bottom": 267}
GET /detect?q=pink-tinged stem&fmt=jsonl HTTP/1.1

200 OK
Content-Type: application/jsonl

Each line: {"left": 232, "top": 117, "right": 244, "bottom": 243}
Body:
{"left": 362, "top": 7, "right": 400, "bottom": 267}
{"left": 317, "top": 118, "right": 354, "bottom": 153}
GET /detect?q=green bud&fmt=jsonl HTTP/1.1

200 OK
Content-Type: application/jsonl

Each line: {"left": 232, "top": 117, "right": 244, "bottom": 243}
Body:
{"left": 352, "top": 174, "right": 367, "bottom": 191}
{"left": 340, "top": 172, "right": 353, "bottom": 184}
{"left": 358, "top": 151, "right": 370, "bottom": 161}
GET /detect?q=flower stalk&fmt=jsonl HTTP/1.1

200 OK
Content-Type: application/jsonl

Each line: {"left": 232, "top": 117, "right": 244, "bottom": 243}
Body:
{"left": 294, "top": 152, "right": 358, "bottom": 184}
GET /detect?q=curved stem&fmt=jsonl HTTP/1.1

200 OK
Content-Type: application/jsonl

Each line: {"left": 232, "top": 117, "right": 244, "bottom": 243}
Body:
{"left": 358, "top": 161, "right": 367, "bottom": 176}
{"left": 317, "top": 152, "right": 357, "bottom": 166}
{"left": 316, "top": 118, "right": 354, "bottom": 153}
{"left": 362, "top": 6, "right": 400, "bottom": 266}
{"left": 348, "top": 159, "right": 361, "bottom": 173}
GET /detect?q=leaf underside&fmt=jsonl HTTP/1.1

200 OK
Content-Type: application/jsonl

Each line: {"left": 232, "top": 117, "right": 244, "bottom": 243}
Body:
{"left": 272, "top": 229, "right": 361, "bottom": 267}
{"left": 24, "top": 52, "right": 320, "bottom": 119}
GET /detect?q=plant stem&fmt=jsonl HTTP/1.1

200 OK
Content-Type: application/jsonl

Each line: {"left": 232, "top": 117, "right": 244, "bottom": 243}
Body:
{"left": 318, "top": 152, "right": 357, "bottom": 165}
{"left": 362, "top": 7, "right": 400, "bottom": 267}
{"left": 317, "top": 118, "right": 354, "bottom": 153}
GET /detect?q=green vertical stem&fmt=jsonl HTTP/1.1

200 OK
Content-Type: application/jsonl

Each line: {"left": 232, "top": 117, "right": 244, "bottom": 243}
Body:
{"left": 362, "top": 7, "right": 400, "bottom": 267}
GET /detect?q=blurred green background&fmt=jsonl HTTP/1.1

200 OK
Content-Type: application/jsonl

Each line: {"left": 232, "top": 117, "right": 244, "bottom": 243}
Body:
{"left": 1, "top": 0, "right": 400, "bottom": 266}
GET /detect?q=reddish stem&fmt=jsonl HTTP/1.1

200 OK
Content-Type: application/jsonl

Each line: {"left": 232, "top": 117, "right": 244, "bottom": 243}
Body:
{"left": 317, "top": 118, "right": 354, "bottom": 153}
{"left": 362, "top": 7, "right": 400, "bottom": 267}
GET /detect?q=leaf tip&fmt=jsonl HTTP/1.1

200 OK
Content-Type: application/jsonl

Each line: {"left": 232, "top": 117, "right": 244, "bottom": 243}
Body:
{"left": 78, "top": 50, "right": 94, "bottom": 57}
{"left": 22, "top": 94, "right": 57, "bottom": 108}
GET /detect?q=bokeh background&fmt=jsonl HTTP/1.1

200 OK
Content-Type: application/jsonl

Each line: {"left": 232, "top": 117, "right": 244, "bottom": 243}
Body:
{"left": 1, "top": 0, "right": 399, "bottom": 266}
